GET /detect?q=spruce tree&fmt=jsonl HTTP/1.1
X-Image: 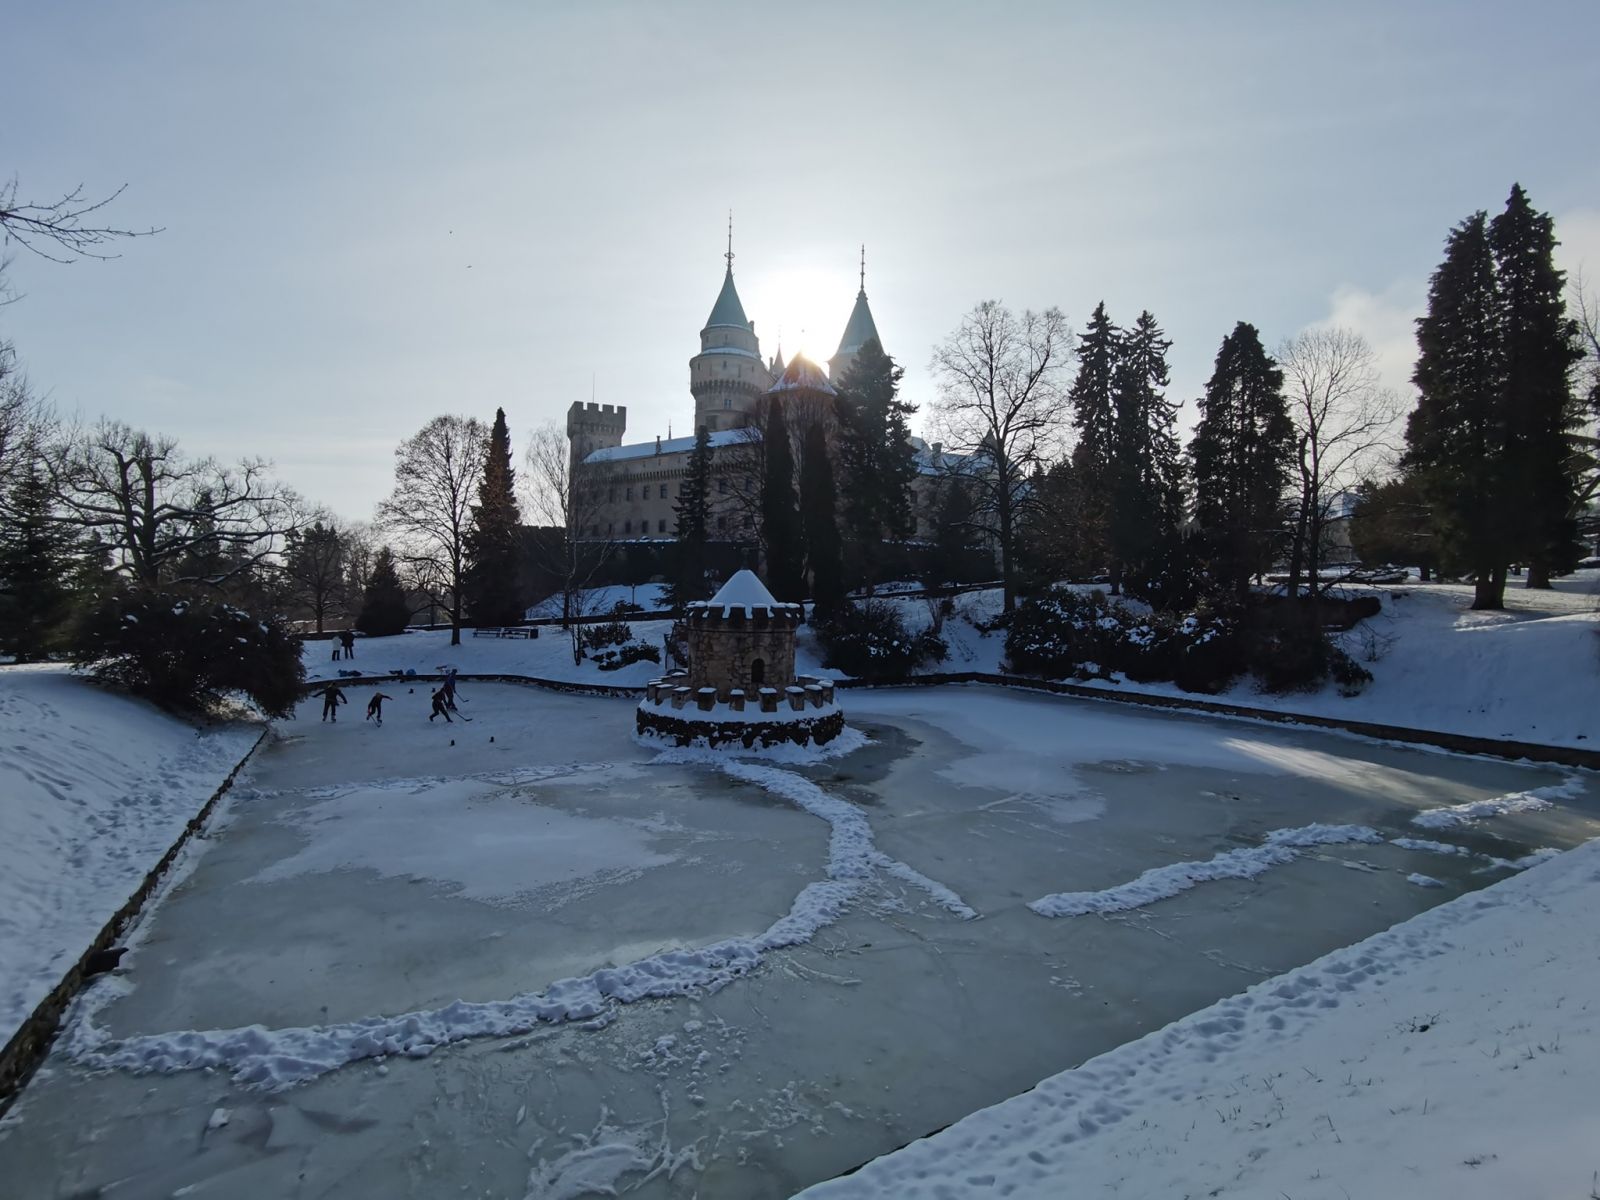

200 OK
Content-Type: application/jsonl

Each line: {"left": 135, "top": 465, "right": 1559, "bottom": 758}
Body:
{"left": 463, "top": 407, "right": 524, "bottom": 625}
{"left": 1404, "top": 212, "right": 1511, "bottom": 608}
{"left": 760, "top": 397, "right": 805, "bottom": 600}
{"left": 1192, "top": 322, "right": 1295, "bottom": 604}
{"left": 356, "top": 546, "right": 411, "bottom": 636}
{"left": 1067, "top": 302, "right": 1119, "bottom": 579}
{"left": 799, "top": 420, "right": 845, "bottom": 618}
{"left": 1109, "top": 311, "right": 1183, "bottom": 597}
{"left": 836, "top": 338, "right": 916, "bottom": 588}
{"left": 1490, "top": 185, "right": 1582, "bottom": 588}
{"left": 0, "top": 466, "right": 76, "bottom": 661}
{"left": 667, "top": 425, "right": 713, "bottom": 608}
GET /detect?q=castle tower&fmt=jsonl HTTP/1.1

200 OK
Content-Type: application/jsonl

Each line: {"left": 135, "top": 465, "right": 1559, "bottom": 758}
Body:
{"left": 828, "top": 245, "right": 882, "bottom": 384}
{"left": 566, "top": 401, "right": 626, "bottom": 468}
{"left": 689, "top": 222, "right": 773, "bottom": 433}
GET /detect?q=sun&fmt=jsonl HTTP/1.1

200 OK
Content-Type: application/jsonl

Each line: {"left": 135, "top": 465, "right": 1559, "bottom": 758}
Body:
{"left": 745, "top": 265, "right": 858, "bottom": 366}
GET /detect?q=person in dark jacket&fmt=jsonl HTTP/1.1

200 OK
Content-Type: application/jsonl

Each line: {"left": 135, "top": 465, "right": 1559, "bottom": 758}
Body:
{"left": 317, "top": 683, "right": 347, "bottom": 722}
{"left": 428, "top": 687, "right": 453, "bottom": 723}
{"left": 341, "top": 630, "right": 356, "bottom": 659}
{"left": 365, "top": 691, "right": 392, "bottom": 725}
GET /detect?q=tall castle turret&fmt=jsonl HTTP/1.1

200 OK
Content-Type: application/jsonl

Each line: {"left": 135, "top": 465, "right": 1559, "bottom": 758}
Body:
{"left": 566, "top": 401, "right": 626, "bottom": 467}
{"left": 828, "top": 245, "right": 882, "bottom": 384}
{"left": 689, "top": 225, "right": 774, "bottom": 432}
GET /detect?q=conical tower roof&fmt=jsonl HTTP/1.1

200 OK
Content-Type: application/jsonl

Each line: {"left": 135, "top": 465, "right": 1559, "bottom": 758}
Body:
{"left": 834, "top": 288, "right": 880, "bottom": 358}
{"left": 704, "top": 268, "right": 752, "bottom": 331}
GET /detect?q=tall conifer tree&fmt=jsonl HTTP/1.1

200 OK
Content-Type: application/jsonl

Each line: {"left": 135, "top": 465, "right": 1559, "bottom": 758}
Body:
{"left": 1491, "top": 184, "right": 1582, "bottom": 588}
{"left": 836, "top": 338, "right": 916, "bottom": 587}
{"left": 1109, "top": 310, "right": 1183, "bottom": 596}
{"left": 355, "top": 546, "right": 411, "bottom": 636}
{"left": 799, "top": 420, "right": 845, "bottom": 618}
{"left": 1192, "top": 322, "right": 1294, "bottom": 603}
{"left": 668, "top": 425, "right": 714, "bottom": 608}
{"left": 1067, "top": 302, "right": 1119, "bottom": 577}
{"left": 1405, "top": 212, "right": 1512, "bottom": 608}
{"left": 463, "top": 407, "right": 523, "bottom": 625}
{"left": 0, "top": 466, "right": 76, "bottom": 660}
{"left": 760, "top": 398, "right": 804, "bottom": 600}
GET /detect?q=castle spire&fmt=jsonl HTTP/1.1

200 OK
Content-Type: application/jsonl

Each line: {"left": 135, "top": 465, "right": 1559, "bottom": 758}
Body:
{"left": 859, "top": 243, "right": 866, "bottom": 293}
{"left": 726, "top": 209, "right": 734, "bottom": 275}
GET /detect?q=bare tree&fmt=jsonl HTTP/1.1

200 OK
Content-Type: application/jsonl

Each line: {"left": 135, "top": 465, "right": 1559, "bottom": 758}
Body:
{"left": 522, "top": 421, "right": 616, "bottom": 663}
{"left": 49, "top": 419, "right": 302, "bottom": 589}
{"left": 930, "top": 300, "right": 1073, "bottom": 612}
{"left": 1277, "top": 329, "right": 1404, "bottom": 598}
{"left": 377, "top": 415, "right": 486, "bottom": 647}
{"left": 1, "top": 178, "right": 161, "bottom": 263}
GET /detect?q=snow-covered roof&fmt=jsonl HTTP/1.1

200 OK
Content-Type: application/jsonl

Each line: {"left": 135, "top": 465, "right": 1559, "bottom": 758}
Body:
{"left": 766, "top": 353, "right": 836, "bottom": 396}
{"left": 582, "top": 428, "right": 755, "bottom": 465}
{"left": 704, "top": 268, "right": 752, "bottom": 331}
{"left": 687, "top": 569, "right": 802, "bottom": 616}
{"left": 833, "top": 289, "right": 881, "bottom": 359}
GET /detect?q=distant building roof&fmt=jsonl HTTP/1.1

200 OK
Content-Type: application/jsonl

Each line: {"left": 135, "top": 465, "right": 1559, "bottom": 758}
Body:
{"left": 582, "top": 427, "right": 754, "bottom": 465}
{"left": 767, "top": 352, "right": 836, "bottom": 396}
{"left": 704, "top": 268, "right": 752, "bottom": 331}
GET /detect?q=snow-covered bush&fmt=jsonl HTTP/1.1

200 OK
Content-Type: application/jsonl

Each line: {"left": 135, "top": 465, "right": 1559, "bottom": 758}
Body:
{"left": 580, "top": 619, "right": 632, "bottom": 651}
{"left": 70, "top": 594, "right": 305, "bottom": 717}
{"left": 815, "top": 599, "right": 948, "bottom": 680}
{"left": 593, "top": 641, "right": 661, "bottom": 671}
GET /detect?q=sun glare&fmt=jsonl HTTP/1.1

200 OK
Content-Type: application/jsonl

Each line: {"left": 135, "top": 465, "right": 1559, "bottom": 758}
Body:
{"left": 745, "top": 266, "right": 858, "bottom": 365}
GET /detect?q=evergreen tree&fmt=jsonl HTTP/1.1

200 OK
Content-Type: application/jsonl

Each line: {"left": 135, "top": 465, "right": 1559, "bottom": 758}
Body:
{"left": 1192, "top": 321, "right": 1295, "bottom": 603}
{"left": 1491, "top": 185, "right": 1583, "bottom": 588}
{"left": 1349, "top": 476, "right": 1438, "bottom": 580}
{"left": 836, "top": 338, "right": 916, "bottom": 588}
{"left": 1404, "top": 212, "right": 1512, "bottom": 608}
{"left": 356, "top": 546, "right": 411, "bottom": 636}
{"left": 1109, "top": 311, "right": 1184, "bottom": 597}
{"left": 1066, "top": 302, "right": 1120, "bottom": 578}
{"left": 667, "top": 425, "right": 713, "bottom": 608}
{"left": 799, "top": 419, "right": 846, "bottom": 618}
{"left": 924, "top": 477, "right": 983, "bottom": 587}
{"left": 282, "top": 520, "right": 346, "bottom": 634}
{"left": 0, "top": 466, "right": 76, "bottom": 661}
{"left": 463, "top": 407, "right": 524, "bottom": 624}
{"left": 760, "top": 397, "right": 805, "bottom": 600}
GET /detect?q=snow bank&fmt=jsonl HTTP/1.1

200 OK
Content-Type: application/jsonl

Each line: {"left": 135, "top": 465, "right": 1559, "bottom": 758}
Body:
{"left": 799, "top": 837, "right": 1600, "bottom": 1200}
{"left": 1410, "top": 774, "right": 1582, "bottom": 828}
{"left": 1029, "top": 823, "right": 1384, "bottom": 917}
{"left": 0, "top": 666, "right": 262, "bottom": 1043}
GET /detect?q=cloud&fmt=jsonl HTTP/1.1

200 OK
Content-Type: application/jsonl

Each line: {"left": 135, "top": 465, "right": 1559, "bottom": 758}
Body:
{"left": 1305, "top": 277, "right": 1425, "bottom": 407}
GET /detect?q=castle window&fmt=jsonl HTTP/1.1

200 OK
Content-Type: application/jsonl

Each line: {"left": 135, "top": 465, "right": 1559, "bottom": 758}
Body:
{"left": 624, "top": 519, "right": 632, "bottom": 534}
{"left": 659, "top": 484, "right": 667, "bottom": 499}
{"left": 750, "top": 658, "right": 765, "bottom": 685}
{"left": 723, "top": 397, "right": 732, "bottom": 409}
{"left": 658, "top": 519, "right": 667, "bottom": 533}
{"left": 718, "top": 478, "right": 728, "bottom": 494}
{"left": 625, "top": 485, "right": 633, "bottom": 501}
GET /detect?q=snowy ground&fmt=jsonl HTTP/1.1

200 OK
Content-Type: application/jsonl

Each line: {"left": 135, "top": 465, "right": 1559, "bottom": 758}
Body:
{"left": 0, "top": 666, "right": 262, "bottom": 1046}
{"left": 3, "top": 684, "right": 1596, "bottom": 1198}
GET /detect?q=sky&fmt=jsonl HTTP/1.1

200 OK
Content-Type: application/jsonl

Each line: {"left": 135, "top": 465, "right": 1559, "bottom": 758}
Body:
{"left": 3, "top": 1, "right": 1598, "bottom": 523}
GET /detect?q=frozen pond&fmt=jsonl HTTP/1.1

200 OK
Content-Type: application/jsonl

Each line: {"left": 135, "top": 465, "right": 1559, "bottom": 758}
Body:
{"left": 4, "top": 683, "right": 1597, "bottom": 1199}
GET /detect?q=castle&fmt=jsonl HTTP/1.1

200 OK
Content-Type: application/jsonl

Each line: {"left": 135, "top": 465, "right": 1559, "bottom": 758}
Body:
{"left": 566, "top": 242, "right": 933, "bottom": 546}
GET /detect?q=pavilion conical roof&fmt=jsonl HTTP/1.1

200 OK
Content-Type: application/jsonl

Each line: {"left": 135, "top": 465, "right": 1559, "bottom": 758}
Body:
{"left": 766, "top": 351, "right": 837, "bottom": 396}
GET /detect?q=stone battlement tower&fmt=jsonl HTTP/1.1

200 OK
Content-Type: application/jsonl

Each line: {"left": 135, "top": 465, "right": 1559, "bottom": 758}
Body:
{"left": 566, "top": 401, "right": 627, "bottom": 466}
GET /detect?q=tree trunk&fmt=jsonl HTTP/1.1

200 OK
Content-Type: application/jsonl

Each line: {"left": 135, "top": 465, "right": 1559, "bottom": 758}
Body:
{"left": 1471, "top": 564, "right": 1506, "bottom": 610}
{"left": 1420, "top": 563, "right": 1431, "bottom": 582}
{"left": 1526, "top": 560, "right": 1552, "bottom": 588}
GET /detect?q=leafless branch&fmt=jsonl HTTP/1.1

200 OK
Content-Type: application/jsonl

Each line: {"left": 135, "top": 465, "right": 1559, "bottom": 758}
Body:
{"left": 0, "top": 178, "right": 162, "bottom": 263}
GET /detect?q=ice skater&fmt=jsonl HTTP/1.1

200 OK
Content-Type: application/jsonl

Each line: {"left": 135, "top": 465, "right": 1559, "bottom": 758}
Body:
{"left": 316, "top": 682, "right": 347, "bottom": 722}
{"left": 428, "top": 686, "right": 453, "bottom": 723}
{"left": 365, "top": 691, "right": 392, "bottom": 725}
{"left": 441, "top": 667, "right": 460, "bottom": 710}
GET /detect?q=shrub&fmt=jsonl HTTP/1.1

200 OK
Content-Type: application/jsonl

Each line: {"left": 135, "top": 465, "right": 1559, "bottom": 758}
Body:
{"left": 70, "top": 593, "right": 305, "bottom": 717}
{"left": 581, "top": 619, "right": 633, "bottom": 651}
{"left": 593, "top": 641, "right": 662, "bottom": 671}
{"left": 815, "top": 599, "right": 947, "bottom": 680}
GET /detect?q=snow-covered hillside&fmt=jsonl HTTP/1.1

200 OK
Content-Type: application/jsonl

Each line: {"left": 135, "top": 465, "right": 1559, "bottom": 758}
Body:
{"left": 0, "top": 667, "right": 262, "bottom": 1044}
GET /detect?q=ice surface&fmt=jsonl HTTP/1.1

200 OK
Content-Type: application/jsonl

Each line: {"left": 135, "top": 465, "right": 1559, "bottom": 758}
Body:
{"left": 3, "top": 685, "right": 1597, "bottom": 1200}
